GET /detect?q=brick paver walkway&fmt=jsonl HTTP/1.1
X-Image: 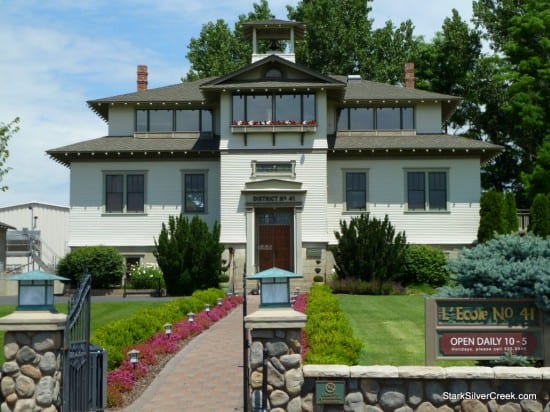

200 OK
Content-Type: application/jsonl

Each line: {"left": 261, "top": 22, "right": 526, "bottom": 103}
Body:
{"left": 123, "top": 295, "right": 259, "bottom": 412}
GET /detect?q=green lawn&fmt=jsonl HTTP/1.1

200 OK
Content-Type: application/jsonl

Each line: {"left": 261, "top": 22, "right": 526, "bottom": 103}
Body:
{"left": 0, "top": 301, "right": 160, "bottom": 364}
{"left": 337, "top": 294, "right": 475, "bottom": 366}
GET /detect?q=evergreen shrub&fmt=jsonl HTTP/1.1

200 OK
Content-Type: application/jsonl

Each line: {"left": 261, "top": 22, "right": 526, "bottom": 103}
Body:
{"left": 331, "top": 213, "right": 407, "bottom": 291}
{"left": 400, "top": 244, "right": 450, "bottom": 287}
{"left": 154, "top": 215, "right": 224, "bottom": 296}
{"left": 477, "top": 190, "right": 504, "bottom": 242}
{"left": 57, "top": 245, "right": 124, "bottom": 288}
{"left": 303, "top": 284, "right": 362, "bottom": 365}
{"left": 444, "top": 234, "right": 550, "bottom": 315}
{"left": 502, "top": 192, "right": 519, "bottom": 234}
{"left": 529, "top": 193, "right": 550, "bottom": 237}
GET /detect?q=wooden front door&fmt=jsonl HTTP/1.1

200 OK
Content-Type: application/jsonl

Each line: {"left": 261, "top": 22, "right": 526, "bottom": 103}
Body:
{"left": 257, "top": 210, "right": 293, "bottom": 271}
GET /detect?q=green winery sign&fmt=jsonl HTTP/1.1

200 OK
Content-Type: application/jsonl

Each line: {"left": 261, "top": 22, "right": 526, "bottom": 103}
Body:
{"left": 316, "top": 381, "right": 345, "bottom": 404}
{"left": 425, "top": 298, "right": 548, "bottom": 365}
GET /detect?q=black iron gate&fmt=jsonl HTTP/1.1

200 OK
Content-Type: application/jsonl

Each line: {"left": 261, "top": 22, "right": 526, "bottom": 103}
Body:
{"left": 63, "top": 273, "right": 92, "bottom": 411}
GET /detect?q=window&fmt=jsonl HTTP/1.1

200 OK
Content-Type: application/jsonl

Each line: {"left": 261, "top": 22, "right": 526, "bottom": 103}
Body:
{"left": 232, "top": 93, "right": 316, "bottom": 123}
{"left": 136, "top": 109, "right": 213, "bottom": 132}
{"left": 183, "top": 172, "right": 206, "bottom": 213}
{"left": 338, "top": 107, "right": 414, "bottom": 130}
{"left": 252, "top": 161, "right": 295, "bottom": 177}
{"left": 345, "top": 171, "right": 367, "bottom": 211}
{"left": 105, "top": 172, "right": 145, "bottom": 213}
{"left": 406, "top": 170, "right": 447, "bottom": 211}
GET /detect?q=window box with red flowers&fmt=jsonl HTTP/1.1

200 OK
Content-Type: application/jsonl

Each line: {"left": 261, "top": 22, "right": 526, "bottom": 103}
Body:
{"left": 231, "top": 119, "right": 317, "bottom": 133}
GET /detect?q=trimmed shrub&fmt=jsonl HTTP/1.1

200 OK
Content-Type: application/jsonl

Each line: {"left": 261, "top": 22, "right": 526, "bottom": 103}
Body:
{"left": 302, "top": 284, "right": 362, "bottom": 365}
{"left": 444, "top": 234, "right": 550, "bottom": 315}
{"left": 331, "top": 213, "right": 407, "bottom": 291}
{"left": 529, "top": 193, "right": 550, "bottom": 237}
{"left": 57, "top": 245, "right": 124, "bottom": 288}
{"left": 399, "top": 244, "right": 450, "bottom": 287}
{"left": 502, "top": 192, "right": 519, "bottom": 234}
{"left": 477, "top": 190, "right": 504, "bottom": 242}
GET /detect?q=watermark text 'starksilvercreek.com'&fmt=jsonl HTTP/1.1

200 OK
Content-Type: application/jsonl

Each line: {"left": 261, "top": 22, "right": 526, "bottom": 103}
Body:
{"left": 443, "top": 392, "right": 537, "bottom": 401}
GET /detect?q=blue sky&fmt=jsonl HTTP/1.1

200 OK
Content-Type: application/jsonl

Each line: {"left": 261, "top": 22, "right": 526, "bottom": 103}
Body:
{"left": 0, "top": 0, "right": 473, "bottom": 207}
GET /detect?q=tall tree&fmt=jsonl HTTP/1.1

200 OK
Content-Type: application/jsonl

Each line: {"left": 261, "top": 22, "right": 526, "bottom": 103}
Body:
{"left": 364, "top": 19, "right": 423, "bottom": 84}
{"left": 287, "top": 0, "right": 372, "bottom": 75}
{"left": 473, "top": 0, "right": 550, "bottom": 198}
{"left": 415, "top": 9, "right": 482, "bottom": 132}
{"left": 0, "top": 117, "right": 19, "bottom": 192}
{"left": 184, "top": 0, "right": 273, "bottom": 81}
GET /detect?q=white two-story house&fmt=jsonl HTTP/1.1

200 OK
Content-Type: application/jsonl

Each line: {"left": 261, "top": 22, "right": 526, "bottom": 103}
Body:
{"left": 48, "top": 20, "right": 501, "bottom": 288}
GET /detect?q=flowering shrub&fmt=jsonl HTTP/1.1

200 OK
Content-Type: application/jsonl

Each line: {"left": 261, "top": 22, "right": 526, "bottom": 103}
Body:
{"left": 105, "top": 293, "right": 242, "bottom": 408}
{"left": 232, "top": 119, "right": 317, "bottom": 126}
{"left": 127, "top": 264, "right": 165, "bottom": 290}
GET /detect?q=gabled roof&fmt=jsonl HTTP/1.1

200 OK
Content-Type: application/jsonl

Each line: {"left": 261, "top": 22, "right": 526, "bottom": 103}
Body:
{"left": 200, "top": 54, "right": 345, "bottom": 91}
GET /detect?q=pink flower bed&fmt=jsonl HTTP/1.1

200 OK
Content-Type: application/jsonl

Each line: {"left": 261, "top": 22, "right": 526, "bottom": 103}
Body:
{"left": 106, "top": 295, "right": 243, "bottom": 407}
{"left": 293, "top": 294, "right": 309, "bottom": 360}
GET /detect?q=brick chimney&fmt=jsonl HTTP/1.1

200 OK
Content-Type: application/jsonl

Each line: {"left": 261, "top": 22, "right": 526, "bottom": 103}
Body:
{"left": 404, "top": 62, "right": 415, "bottom": 88}
{"left": 137, "top": 65, "right": 148, "bottom": 91}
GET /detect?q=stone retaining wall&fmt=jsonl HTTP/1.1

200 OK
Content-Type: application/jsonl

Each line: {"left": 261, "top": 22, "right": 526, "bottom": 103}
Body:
{"left": 302, "top": 365, "right": 550, "bottom": 412}
{"left": 0, "top": 330, "right": 63, "bottom": 412}
{"left": 250, "top": 356, "right": 550, "bottom": 412}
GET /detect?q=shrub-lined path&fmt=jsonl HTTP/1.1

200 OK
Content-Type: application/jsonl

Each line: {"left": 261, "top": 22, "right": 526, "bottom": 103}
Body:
{"left": 122, "top": 295, "right": 260, "bottom": 412}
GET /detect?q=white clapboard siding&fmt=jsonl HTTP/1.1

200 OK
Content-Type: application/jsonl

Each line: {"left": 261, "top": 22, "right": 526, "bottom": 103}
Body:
{"left": 327, "top": 157, "right": 481, "bottom": 245}
{"left": 220, "top": 152, "right": 328, "bottom": 244}
{"left": 69, "top": 160, "right": 220, "bottom": 247}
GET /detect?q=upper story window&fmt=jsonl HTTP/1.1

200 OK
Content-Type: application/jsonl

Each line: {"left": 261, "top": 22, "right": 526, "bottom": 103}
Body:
{"left": 338, "top": 107, "right": 414, "bottom": 131}
{"left": 105, "top": 172, "right": 146, "bottom": 213}
{"left": 136, "top": 109, "right": 213, "bottom": 133}
{"left": 232, "top": 93, "right": 316, "bottom": 124}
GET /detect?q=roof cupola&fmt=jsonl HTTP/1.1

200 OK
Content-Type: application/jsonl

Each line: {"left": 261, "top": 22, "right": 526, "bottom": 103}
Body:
{"left": 241, "top": 19, "right": 305, "bottom": 63}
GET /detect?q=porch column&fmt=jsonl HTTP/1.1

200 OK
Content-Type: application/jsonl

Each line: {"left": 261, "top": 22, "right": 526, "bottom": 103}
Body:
{"left": 246, "top": 206, "right": 255, "bottom": 276}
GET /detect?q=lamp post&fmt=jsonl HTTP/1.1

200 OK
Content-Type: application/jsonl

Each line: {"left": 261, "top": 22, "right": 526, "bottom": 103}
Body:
{"left": 246, "top": 268, "right": 302, "bottom": 308}
{"left": 164, "top": 323, "right": 172, "bottom": 339}
{"left": 205, "top": 304, "right": 210, "bottom": 316}
{"left": 187, "top": 312, "right": 195, "bottom": 323}
{"left": 127, "top": 349, "right": 140, "bottom": 380}
{"left": 9, "top": 271, "right": 69, "bottom": 312}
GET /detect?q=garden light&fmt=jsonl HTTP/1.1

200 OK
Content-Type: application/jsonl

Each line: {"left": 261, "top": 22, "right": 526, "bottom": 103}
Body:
{"left": 187, "top": 312, "right": 195, "bottom": 323}
{"left": 217, "top": 297, "right": 223, "bottom": 306}
{"left": 164, "top": 323, "right": 172, "bottom": 338}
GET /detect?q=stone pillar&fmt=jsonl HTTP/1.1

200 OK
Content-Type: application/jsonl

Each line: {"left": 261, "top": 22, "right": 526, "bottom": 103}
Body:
{"left": 0, "top": 311, "right": 66, "bottom": 412}
{"left": 245, "top": 307, "right": 307, "bottom": 412}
